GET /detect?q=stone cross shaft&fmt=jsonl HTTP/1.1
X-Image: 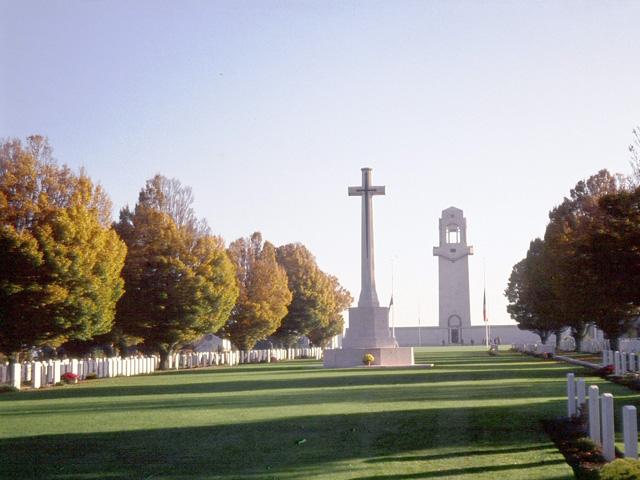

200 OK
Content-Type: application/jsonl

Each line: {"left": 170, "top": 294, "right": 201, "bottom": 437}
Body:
{"left": 348, "top": 167, "right": 385, "bottom": 307}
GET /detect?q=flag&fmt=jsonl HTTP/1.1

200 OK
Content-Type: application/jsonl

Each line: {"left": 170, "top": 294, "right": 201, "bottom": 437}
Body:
{"left": 483, "top": 288, "right": 487, "bottom": 323}
{"left": 389, "top": 295, "right": 394, "bottom": 307}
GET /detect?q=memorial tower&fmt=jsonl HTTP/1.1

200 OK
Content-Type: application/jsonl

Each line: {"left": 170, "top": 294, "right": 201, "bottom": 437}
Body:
{"left": 433, "top": 207, "right": 473, "bottom": 344}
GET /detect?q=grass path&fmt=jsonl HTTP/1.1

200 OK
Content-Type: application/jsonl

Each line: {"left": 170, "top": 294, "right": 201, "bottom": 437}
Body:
{"left": 1, "top": 347, "right": 637, "bottom": 479}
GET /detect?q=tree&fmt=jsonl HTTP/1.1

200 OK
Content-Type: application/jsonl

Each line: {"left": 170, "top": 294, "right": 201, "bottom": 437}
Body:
{"left": 544, "top": 169, "right": 625, "bottom": 351}
{"left": 223, "top": 232, "right": 292, "bottom": 351}
{"left": 505, "top": 239, "right": 565, "bottom": 345}
{"left": 0, "top": 136, "right": 126, "bottom": 360}
{"left": 137, "top": 174, "right": 208, "bottom": 235}
{"left": 273, "top": 243, "right": 352, "bottom": 347}
{"left": 307, "top": 273, "right": 352, "bottom": 347}
{"left": 273, "top": 244, "right": 324, "bottom": 346}
{"left": 575, "top": 186, "right": 640, "bottom": 348}
{"left": 630, "top": 126, "right": 640, "bottom": 183}
{"left": 114, "top": 176, "right": 237, "bottom": 368}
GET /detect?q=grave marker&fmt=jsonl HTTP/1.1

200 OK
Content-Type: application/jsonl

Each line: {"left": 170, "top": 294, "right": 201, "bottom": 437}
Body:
{"left": 601, "top": 393, "right": 615, "bottom": 461}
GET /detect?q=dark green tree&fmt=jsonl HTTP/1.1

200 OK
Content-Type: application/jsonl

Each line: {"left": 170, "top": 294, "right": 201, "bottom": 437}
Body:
{"left": 273, "top": 243, "right": 352, "bottom": 347}
{"left": 115, "top": 176, "right": 238, "bottom": 368}
{"left": 505, "top": 239, "right": 565, "bottom": 345}
{"left": 544, "top": 169, "right": 624, "bottom": 351}
{"left": 576, "top": 186, "right": 640, "bottom": 349}
{"left": 273, "top": 243, "right": 324, "bottom": 346}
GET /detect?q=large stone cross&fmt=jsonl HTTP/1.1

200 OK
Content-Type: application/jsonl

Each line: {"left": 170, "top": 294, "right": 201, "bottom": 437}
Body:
{"left": 348, "top": 167, "right": 385, "bottom": 308}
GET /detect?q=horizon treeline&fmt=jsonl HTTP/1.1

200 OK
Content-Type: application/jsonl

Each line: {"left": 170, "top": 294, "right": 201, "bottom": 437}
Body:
{"left": 505, "top": 127, "right": 640, "bottom": 351}
{"left": 0, "top": 135, "right": 352, "bottom": 368}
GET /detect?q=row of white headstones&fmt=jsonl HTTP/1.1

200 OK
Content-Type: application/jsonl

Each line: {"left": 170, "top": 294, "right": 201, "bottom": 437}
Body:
{"left": 514, "top": 340, "right": 609, "bottom": 356}
{"left": 567, "top": 373, "right": 638, "bottom": 462}
{"left": 0, "top": 347, "right": 324, "bottom": 391}
{"left": 513, "top": 343, "right": 556, "bottom": 354}
{"left": 602, "top": 349, "right": 640, "bottom": 376}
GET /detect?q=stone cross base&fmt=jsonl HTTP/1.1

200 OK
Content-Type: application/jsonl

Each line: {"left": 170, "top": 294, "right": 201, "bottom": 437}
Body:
{"left": 342, "top": 306, "right": 396, "bottom": 349}
{"left": 323, "top": 347, "right": 415, "bottom": 368}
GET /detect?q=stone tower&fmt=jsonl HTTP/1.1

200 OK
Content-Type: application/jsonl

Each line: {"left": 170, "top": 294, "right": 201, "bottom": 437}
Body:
{"left": 433, "top": 207, "right": 473, "bottom": 344}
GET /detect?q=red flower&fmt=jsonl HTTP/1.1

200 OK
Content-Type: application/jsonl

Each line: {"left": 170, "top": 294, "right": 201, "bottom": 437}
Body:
{"left": 61, "top": 372, "right": 79, "bottom": 380}
{"left": 598, "top": 365, "right": 614, "bottom": 376}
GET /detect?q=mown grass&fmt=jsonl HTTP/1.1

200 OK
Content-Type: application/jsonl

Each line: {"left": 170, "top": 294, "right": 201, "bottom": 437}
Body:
{"left": 0, "top": 347, "right": 636, "bottom": 479}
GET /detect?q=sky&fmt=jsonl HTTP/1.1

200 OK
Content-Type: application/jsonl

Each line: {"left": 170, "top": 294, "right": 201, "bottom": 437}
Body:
{"left": 1, "top": 1, "right": 639, "bottom": 327}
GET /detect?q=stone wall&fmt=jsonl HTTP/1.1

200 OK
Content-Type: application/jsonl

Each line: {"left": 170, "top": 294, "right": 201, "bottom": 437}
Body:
{"left": 394, "top": 324, "right": 549, "bottom": 346}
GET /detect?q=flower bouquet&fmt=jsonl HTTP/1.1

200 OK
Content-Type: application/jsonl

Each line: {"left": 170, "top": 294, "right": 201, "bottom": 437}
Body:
{"left": 61, "top": 372, "right": 79, "bottom": 384}
{"left": 363, "top": 353, "right": 374, "bottom": 366}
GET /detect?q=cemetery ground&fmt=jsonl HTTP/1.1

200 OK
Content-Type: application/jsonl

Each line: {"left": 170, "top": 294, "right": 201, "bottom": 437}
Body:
{"left": 1, "top": 348, "right": 639, "bottom": 479}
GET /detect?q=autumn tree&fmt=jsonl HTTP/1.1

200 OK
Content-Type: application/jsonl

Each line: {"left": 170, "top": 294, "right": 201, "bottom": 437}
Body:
{"left": 223, "top": 232, "right": 291, "bottom": 351}
{"left": 0, "top": 136, "right": 126, "bottom": 360}
{"left": 307, "top": 273, "right": 352, "bottom": 347}
{"left": 505, "top": 239, "right": 565, "bottom": 345}
{"left": 115, "top": 176, "right": 237, "bottom": 368}
{"left": 544, "top": 169, "right": 626, "bottom": 351}
{"left": 273, "top": 243, "right": 352, "bottom": 347}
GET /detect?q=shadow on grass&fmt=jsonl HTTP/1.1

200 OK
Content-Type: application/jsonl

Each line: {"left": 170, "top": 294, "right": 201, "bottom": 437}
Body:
{"left": 366, "top": 443, "right": 551, "bottom": 463}
{"left": 0, "top": 381, "right": 571, "bottom": 417}
{"left": 2, "top": 361, "right": 577, "bottom": 404}
{"left": 353, "top": 460, "right": 568, "bottom": 479}
{"left": 0, "top": 405, "right": 570, "bottom": 480}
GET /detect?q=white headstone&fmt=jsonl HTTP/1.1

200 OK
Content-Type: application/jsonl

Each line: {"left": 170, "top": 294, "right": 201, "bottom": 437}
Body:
{"left": 32, "top": 362, "right": 41, "bottom": 389}
{"left": 53, "top": 360, "right": 61, "bottom": 384}
{"left": 588, "top": 385, "right": 601, "bottom": 445}
{"left": 567, "top": 373, "right": 576, "bottom": 417}
{"left": 615, "top": 351, "right": 622, "bottom": 376}
{"left": 623, "top": 405, "right": 638, "bottom": 459}
{"left": 576, "top": 378, "right": 586, "bottom": 411}
{"left": 11, "top": 363, "right": 21, "bottom": 390}
{"left": 40, "top": 362, "right": 48, "bottom": 386}
{"left": 601, "top": 393, "right": 615, "bottom": 461}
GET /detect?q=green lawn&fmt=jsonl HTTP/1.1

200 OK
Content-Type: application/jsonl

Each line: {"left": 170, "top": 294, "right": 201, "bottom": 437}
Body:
{"left": 1, "top": 347, "right": 638, "bottom": 479}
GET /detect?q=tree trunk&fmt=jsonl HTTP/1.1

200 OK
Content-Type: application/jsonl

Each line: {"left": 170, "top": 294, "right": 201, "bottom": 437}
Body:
{"left": 609, "top": 335, "right": 620, "bottom": 352}
{"left": 159, "top": 349, "right": 171, "bottom": 370}
{"left": 539, "top": 331, "right": 550, "bottom": 345}
{"left": 554, "top": 330, "right": 563, "bottom": 350}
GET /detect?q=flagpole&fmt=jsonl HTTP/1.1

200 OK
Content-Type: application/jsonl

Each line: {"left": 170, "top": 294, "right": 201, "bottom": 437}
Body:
{"left": 484, "top": 258, "right": 489, "bottom": 349}
{"left": 391, "top": 257, "right": 395, "bottom": 340}
{"left": 418, "top": 307, "right": 422, "bottom": 347}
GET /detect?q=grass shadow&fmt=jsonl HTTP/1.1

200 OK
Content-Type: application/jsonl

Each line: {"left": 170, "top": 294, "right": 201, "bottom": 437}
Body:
{"left": 0, "top": 405, "right": 570, "bottom": 479}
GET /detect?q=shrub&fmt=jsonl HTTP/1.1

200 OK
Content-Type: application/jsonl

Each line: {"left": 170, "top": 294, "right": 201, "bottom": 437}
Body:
{"left": 85, "top": 372, "right": 97, "bottom": 380}
{"left": 270, "top": 356, "right": 278, "bottom": 363}
{"left": 363, "top": 353, "right": 374, "bottom": 365}
{"left": 600, "top": 458, "right": 640, "bottom": 480}
{"left": 0, "top": 385, "right": 19, "bottom": 394}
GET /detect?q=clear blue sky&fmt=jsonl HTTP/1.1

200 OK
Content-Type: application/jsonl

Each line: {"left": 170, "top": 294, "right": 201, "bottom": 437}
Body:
{"left": 2, "top": 1, "right": 639, "bottom": 327}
